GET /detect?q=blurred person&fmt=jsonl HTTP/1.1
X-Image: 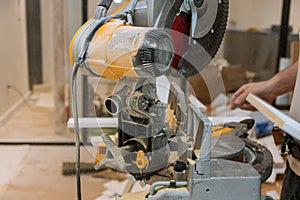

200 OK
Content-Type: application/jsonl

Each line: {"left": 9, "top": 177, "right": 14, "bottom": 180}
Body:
{"left": 229, "top": 61, "right": 300, "bottom": 200}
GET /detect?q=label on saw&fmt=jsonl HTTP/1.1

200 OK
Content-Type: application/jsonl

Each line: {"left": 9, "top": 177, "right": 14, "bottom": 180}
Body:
{"left": 211, "top": 126, "right": 233, "bottom": 137}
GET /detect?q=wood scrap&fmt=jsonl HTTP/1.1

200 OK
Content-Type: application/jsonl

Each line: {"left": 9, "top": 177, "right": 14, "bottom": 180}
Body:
{"left": 92, "top": 169, "right": 127, "bottom": 181}
{"left": 62, "top": 162, "right": 106, "bottom": 176}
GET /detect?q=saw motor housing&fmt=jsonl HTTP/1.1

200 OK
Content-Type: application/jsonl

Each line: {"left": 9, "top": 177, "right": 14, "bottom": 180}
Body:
{"left": 70, "top": 19, "right": 174, "bottom": 80}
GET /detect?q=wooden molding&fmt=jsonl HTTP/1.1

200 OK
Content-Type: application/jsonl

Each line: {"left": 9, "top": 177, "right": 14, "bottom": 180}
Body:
{"left": 247, "top": 93, "right": 300, "bottom": 141}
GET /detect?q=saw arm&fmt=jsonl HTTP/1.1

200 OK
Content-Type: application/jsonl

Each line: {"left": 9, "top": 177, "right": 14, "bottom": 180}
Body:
{"left": 107, "top": 0, "right": 229, "bottom": 76}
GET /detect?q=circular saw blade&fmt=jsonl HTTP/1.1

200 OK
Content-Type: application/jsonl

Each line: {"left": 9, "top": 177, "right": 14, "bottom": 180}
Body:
{"left": 171, "top": 0, "right": 229, "bottom": 77}
{"left": 196, "top": 0, "right": 229, "bottom": 59}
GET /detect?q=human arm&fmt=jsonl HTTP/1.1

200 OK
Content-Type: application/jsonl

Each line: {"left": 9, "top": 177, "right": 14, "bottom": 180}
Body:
{"left": 229, "top": 61, "right": 298, "bottom": 110}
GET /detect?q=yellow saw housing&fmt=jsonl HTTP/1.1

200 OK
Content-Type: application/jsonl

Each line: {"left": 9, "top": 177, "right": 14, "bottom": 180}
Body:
{"left": 69, "top": 19, "right": 174, "bottom": 80}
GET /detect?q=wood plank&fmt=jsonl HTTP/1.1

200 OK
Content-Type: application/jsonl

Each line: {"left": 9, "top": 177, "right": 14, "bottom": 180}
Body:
{"left": 0, "top": 146, "right": 106, "bottom": 200}
{"left": 290, "top": 41, "right": 299, "bottom": 64}
{"left": 0, "top": 146, "right": 30, "bottom": 198}
{"left": 52, "top": 0, "right": 68, "bottom": 135}
{"left": 289, "top": 41, "right": 299, "bottom": 103}
{"left": 246, "top": 94, "right": 300, "bottom": 141}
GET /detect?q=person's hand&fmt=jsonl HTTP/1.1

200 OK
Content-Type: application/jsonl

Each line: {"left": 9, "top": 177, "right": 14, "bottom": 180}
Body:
{"left": 229, "top": 81, "right": 277, "bottom": 111}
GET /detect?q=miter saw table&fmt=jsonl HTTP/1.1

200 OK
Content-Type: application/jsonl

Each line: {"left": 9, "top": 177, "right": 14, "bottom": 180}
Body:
{"left": 68, "top": 0, "right": 274, "bottom": 199}
{"left": 69, "top": 88, "right": 273, "bottom": 200}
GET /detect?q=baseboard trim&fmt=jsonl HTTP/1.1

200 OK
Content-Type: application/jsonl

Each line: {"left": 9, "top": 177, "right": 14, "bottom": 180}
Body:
{"left": 0, "top": 92, "right": 31, "bottom": 125}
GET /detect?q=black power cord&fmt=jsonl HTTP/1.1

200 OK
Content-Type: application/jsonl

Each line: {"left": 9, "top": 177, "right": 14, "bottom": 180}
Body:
{"left": 71, "top": 11, "right": 128, "bottom": 200}
{"left": 6, "top": 85, "right": 33, "bottom": 109}
{"left": 72, "top": 62, "right": 82, "bottom": 200}
{"left": 6, "top": 85, "right": 47, "bottom": 113}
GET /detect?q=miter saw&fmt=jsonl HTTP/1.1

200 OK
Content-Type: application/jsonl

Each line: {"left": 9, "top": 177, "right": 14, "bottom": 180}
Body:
{"left": 69, "top": 0, "right": 273, "bottom": 199}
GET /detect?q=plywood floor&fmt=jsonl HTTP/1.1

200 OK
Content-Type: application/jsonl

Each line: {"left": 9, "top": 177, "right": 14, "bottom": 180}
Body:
{"left": 0, "top": 102, "right": 107, "bottom": 200}
{"left": 0, "top": 105, "right": 73, "bottom": 143}
{"left": 0, "top": 146, "right": 106, "bottom": 200}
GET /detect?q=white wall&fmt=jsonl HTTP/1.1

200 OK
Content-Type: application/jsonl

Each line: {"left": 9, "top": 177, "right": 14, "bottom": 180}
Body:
{"left": 0, "top": 0, "right": 29, "bottom": 117}
{"left": 228, "top": 0, "right": 300, "bottom": 33}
